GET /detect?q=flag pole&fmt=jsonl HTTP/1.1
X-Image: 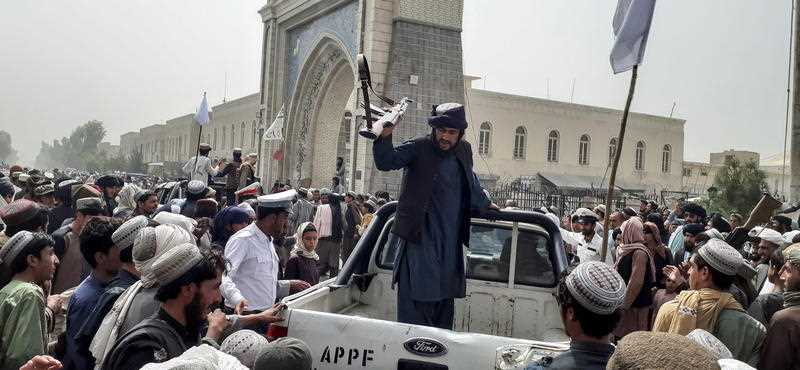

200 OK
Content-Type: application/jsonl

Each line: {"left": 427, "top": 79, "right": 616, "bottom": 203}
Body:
{"left": 192, "top": 125, "right": 204, "bottom": 176}
{"left": 600, "top": 65, "right": 639, "bottom": 261}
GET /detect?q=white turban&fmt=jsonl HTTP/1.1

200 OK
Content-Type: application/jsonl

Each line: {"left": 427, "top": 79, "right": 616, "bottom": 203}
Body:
{"left": 141, "top": 344, "right": 247, "bottom": 370}
{"left": 153, "top": 212, "right": 197, "bottom": 235}
{"left": 749, "top": 227, "right": 786, "bottom": 247}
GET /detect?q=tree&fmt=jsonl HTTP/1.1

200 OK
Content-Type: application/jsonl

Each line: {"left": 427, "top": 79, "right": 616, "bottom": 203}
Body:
{"left": 34, "top": 120, "right": 107, "bottom": 169}
{"left": 707, "top": 157, "right": 768, "bottom": 215}
{"left": 127, "top": 149, "right": 145, "bottom": 173}
{"left": 0, "top": 131, "right": 19, "bottom": 163}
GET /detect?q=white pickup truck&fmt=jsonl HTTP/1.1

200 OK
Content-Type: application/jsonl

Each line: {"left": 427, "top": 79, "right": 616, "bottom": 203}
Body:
{"left": 271, "top": 202, "right": 571, "bottom": 369}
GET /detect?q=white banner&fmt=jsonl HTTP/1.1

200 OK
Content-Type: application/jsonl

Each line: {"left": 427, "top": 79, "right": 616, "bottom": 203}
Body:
{"left": 610, "top": 0, "right": 656, "bottom": 74}
{"left": 264, "top": 105, "right": 285, "bottom": 141}
{"left": 194, "top": 93, "right": 211, "bottom": 125}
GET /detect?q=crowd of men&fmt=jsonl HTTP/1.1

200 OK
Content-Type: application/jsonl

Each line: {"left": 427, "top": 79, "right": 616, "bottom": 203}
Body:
{"left": 516, "top": 197, "right": 800, "bottom": 369}
{"left": 0, "top": 158, "right": 390, "bottom": 370}
{"left": 2, "top": 104, "right": 800, "bottom": 369}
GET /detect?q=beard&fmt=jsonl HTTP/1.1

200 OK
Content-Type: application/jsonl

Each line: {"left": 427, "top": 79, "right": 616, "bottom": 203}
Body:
{"left": 184, "top": 292, "right": 208, "bottom": 332}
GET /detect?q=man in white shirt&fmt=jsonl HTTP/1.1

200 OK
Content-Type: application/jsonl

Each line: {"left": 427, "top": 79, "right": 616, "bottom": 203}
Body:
{"left": 221, "top": 190, "right": 310, "bottom": 316}
{"left": 560, "top": 208, "right": 614, "bottom": 265}
{"left": 182, "top": 143, "right": 222, "bottom": 185}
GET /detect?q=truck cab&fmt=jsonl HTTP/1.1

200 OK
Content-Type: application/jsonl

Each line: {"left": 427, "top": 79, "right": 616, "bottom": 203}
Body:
{"left": 274, "top": 202, "right": 570, "bottom": 369}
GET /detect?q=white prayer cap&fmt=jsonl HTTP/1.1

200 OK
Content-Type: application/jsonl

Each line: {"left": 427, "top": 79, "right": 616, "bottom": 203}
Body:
{"left": 151, "top": 243, "right": 202, "bottom": 286}
{"left": 687, "top": 329, "right": 732, "bottom": 359}
{"left": 221, "top": 330, "right": 268, "bottom": 368}
{"left": 112, "top": 216, "right": 150, "bottom": 251}
{"left": 565, "top": 261, "right": 626, "bottom": 315}
{"left": 187, "top": 180, "right": 207, "bottom": 195}
{"left": 697, "top": 239, "right": 743, "bottom": 276}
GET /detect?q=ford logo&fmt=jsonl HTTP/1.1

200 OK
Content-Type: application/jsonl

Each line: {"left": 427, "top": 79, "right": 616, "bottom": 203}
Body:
{"left": 403, "top": 337, "right": 447, "bottom": 357}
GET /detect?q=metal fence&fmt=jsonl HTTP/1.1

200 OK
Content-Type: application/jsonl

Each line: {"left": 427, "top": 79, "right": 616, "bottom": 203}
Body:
{"left": 488, "top": 182, "right": 683, "bottom": 214}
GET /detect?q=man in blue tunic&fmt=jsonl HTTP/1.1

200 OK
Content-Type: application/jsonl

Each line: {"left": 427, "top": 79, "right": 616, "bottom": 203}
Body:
{"left": 373, "top": 102, "right": 496, "bottom": 329}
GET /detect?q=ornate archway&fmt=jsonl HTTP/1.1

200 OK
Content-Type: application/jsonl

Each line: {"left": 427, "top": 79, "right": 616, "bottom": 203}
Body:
{"left": 283, "top": 36, "right": 356, "bottom": 187}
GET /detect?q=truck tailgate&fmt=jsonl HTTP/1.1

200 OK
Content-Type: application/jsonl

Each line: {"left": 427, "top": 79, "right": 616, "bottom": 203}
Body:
{"left": 284, "top": 308, "right": 568, "bottom": 369}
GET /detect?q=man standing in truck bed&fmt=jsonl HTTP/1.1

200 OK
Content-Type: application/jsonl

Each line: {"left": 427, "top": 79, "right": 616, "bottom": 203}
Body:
{"left": 373, "top": 102, "right": 496, "bottom": 329}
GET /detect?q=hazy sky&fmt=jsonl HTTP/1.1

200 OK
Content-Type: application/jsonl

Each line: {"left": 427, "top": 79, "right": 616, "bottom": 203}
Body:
{"left": 0, "top": 0, "right": 792, "bottom": 164}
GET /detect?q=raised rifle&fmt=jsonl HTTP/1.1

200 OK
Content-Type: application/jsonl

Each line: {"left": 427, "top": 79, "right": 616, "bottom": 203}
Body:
{"left": 356, "top": 54, "right": 413, "bottom": 140}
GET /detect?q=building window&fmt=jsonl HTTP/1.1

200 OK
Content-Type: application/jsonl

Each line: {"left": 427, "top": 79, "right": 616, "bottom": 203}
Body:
{"left": 661, "top": 144, "right": 672, "bottom": 173}
{"left": 578, "top": 134, "right": 590, "bottom": 165}
{"left": 230, "top": 124, "right": 236, "bottom": 148}
{"left": 219, "top": 126, "right": 228, "bottom": 149}
{"left": 241, "top": 122, "right": 246, "bottom": 149}
{"left": 514, "top": 126, "right": 527, "bottom": 160}
{"left": 634, "top": 141, "right": 645, "bottom": 171}
{"left": 251, "top": 121, "right": 256, "bottom": 148}
{"left": 546, "top": 130, "right": 559, "bottom": 162}
{"left": 213, "top": 128, "right": 218, "bottom": 148}
{"left": 478, "top": 122, "right": 491, "bottom": 156}
{"left": 608, "top": 138, "right": 617, "bottom": 166}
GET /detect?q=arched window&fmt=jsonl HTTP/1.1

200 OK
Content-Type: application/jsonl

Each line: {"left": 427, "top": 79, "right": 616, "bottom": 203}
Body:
{"left": 662, "top": 144, "right": 672, "bottom": 173}
{"left": 608, "top": 138, "right": 617, "bottom": 166}
{"left": 546, "top": 130, "right": 559, "bottom": 162}
{"left": 578, "top": 134, "right": 590, "bottom": 165}
{"left": 241, "top": 122, "right": 246, "bottom": 149}
{"left": 514, "top": 126, "right": 527, "bottom": 160}
{"left": 635, "top": 141, "right": 646, "bottom": 171}
{"left": 478, "top": 122, "right": 491, "bottom": 156}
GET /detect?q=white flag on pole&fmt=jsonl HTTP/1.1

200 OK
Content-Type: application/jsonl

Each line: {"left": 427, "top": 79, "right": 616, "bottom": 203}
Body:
{"left": 194, "top": 93, "right": 211, "bottom": 125}
{"left": 263, "top": 105, "right": 285, "bottom": 141}
{"left": 610, "top": 0, "right": 656, "bottom": 74}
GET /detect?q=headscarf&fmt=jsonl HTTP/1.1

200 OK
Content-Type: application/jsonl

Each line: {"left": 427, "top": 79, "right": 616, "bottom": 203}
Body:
{"left": 213, "top": 206, "right": 251, "bottom": 246}
{"left": 616, "top": 218, "right": 657, "bottom": 281}
{"left": 290, "top": 222, "right": 319, "bottom": 260}
{"left": 643, "top": 221, "right": 667, "bottom": 259}
{"left": 114, "top": 184, "right": 142, "bottom": 215}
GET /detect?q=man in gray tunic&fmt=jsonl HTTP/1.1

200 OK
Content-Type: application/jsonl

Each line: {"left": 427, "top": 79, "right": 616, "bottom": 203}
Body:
{"left": 373, "top": 102, "right": 496, "bottom": 329}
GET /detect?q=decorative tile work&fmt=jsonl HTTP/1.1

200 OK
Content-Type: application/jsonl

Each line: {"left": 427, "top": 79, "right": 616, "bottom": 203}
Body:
{"left": 285, "top": 0, "right": 359, "bottom": 100}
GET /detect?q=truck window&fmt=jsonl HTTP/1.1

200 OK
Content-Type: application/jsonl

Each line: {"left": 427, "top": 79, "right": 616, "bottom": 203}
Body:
{"left": 466, "top": 225, "right": 512, "bottom": 283}
{"left": 468, "top": 225, "right": 555, "bottom": 287}
{"left": 508, "top": 231, "right": 555, "bottom": 287}
{"left": 377, "top": 219, "right": 555, "bottom": 287}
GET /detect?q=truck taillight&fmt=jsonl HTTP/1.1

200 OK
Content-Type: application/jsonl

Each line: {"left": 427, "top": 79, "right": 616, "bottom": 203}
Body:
{"left": 266, "top": 324, "right": 288, "bottom": 340}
